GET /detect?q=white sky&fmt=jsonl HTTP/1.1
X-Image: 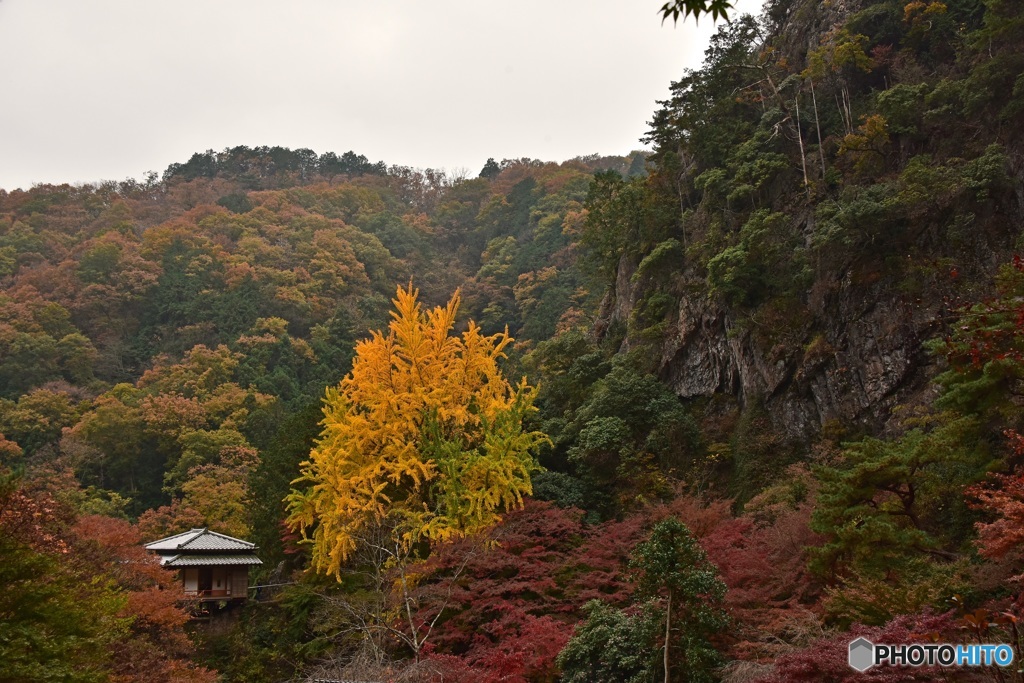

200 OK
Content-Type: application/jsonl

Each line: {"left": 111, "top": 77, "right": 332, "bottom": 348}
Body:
{"left": 0, "top": 0, "right": 765, "bottom": 191}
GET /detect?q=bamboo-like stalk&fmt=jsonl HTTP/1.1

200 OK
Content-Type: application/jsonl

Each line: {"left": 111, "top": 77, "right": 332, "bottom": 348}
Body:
{"left": 794, "top": 86, "right": 810, "bottom": 196}
{"left": 809, "top": 78, "right": 826, "bottom": 178}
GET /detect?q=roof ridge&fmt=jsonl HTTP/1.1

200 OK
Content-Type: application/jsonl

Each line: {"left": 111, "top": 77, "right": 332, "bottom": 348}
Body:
{"left": 176, "top": 528, "right": 210, "bottom": 549}
{"left": 145, "top": 528, "right": 203, "bottom": 548}
{"left": 173, "top": 528, "right": 255, "bottom": 550}
{"left": 146, "top": 528, "right": 258, "bottom": 552}
{"left": 202, "top": 529, "right": 256, "bottom": 548}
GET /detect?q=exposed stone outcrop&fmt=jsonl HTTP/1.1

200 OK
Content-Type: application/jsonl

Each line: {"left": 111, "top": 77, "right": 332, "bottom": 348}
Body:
{"left": 601, "top": 242, "right": 1017, "bottom": 441}
{"left": 593, "top": 0, "right": 1024, "bottom": 444}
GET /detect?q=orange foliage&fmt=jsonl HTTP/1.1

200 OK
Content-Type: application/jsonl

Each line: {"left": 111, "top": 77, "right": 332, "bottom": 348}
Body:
{"left": 137, "top": 501, "right": 206, "bottom": 540}
{"left": 73, "top": 514, "right": 216, "bottom": 682}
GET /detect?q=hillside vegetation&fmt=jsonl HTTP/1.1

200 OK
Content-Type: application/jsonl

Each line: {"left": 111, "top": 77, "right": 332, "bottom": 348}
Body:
{"left": 2, "top": 0, "right": 1024, "bottom": 681}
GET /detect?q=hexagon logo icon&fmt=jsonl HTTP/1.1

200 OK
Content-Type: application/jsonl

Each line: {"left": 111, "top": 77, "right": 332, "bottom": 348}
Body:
{"left": 849, "top": 637, "right": 875, "bottom": 672}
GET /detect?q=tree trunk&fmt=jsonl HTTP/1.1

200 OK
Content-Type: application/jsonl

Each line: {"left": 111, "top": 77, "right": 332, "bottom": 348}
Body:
{"left": 794, "top": 88, "right": 810, "bottom": 195}
{"left": 809, "top": 78, "right": 826, "bottom": 178}
{"left": 664, "top": 591, "right": 672, "bottom": 683}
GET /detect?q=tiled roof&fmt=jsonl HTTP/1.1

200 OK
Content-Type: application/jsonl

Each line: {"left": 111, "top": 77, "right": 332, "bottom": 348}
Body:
{"left": 145, "top": 528, "right": 256, "bottom": 553}
{"left": 162, "top": 553, "right": 263, "bottom": 568}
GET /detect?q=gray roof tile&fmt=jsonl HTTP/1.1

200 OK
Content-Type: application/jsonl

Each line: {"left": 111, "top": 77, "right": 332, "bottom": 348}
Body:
{"left": 162, "top": 553, "right": 263, "bottom": 567}
{"left": 146, "top": 528, "right": 256, "bottom": 552}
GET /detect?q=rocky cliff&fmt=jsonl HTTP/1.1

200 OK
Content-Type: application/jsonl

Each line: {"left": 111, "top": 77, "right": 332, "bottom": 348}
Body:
{"left": 594, "top": 0, "right": 1024, "bottom": 442}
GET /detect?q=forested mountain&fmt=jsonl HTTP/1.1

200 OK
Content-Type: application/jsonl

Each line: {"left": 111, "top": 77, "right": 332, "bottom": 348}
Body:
{"left": 2, "top": 0, "right": 1024, "bottom": 681}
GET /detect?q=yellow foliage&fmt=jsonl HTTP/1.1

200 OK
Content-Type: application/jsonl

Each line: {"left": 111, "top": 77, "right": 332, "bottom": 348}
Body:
{"left": 904, "top": 1, "right": 947, "bottom": 25}
{"left": 286, "top": 284, "right": 546, "bottom": 578}
{"left": 802, "top": 28, "right": 873, "bottom": 81}
{"left": 837, "top": 114, "right": 891, "bottom": 178}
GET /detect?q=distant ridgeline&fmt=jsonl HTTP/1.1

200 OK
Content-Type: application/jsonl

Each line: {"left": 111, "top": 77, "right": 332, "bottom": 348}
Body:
{"left": 159, "top": 145, "right": 646, "bottom": 190}
{"left": 162, "top": 146, "right": 389, "bottom": 185}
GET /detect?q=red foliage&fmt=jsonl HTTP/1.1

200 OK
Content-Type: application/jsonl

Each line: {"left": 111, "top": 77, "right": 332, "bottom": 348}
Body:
{"left": 71, "top": 514, "right": 216, "bottom": 682}
{"left": 412, "top": 493, "right": 826, "bottom": 679}
{"left": 411, "top": 500, "right": 641, "bottom": 681}
{"left": 427, "top": 610, "right": 568, "bottom": 683}
{"left": 620, "top": 493, "right": 826, "bottom": 662}
{"left": 1, "top": 476, "right": 215, "bottom": 683}
{"left": 939, "top": 258, "right": 1024, "bottom": 373}
{"left": 0, "top": 487, "right": 72, "bottom": 554}
{"left": 389, "top": 482, "right": 837, "bottom": 682}
{"left": 965, "top": 427, "right": 1024, "bottom": 577}
{"left": 755, "top": 611, "right": 969, "bottom": 683}
{"left": 705, "top": 504, "right": 824, "bottom": 660}
{"left": 564, "top": 510, "right": 646, "bottom": 606}
{"left": 967, "top": 467, "right": 1024, "bottom": 564}
{"left": 137, "top": 499, "right": 206, "bottom": 539}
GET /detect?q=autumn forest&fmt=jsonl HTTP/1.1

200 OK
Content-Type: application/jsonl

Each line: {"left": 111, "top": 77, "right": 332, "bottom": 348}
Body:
{"left": 3, "top": 0, "right": 1024, "bottom": 681}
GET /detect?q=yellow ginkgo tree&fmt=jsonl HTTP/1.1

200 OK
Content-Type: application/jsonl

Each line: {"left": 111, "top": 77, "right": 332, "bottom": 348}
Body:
{"left": 286, "top": 284, "right": 546, "bottom": 578}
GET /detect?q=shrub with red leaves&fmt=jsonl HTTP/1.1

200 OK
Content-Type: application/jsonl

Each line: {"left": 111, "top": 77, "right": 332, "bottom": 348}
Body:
{"left": 409, "top": 491, "right": 827, "bottom": 680}
{"left": 754, "top": 611, "right": 974, "bottom": 683}
{"left": 409, "top": 500, "right": 645, "bottom": 681}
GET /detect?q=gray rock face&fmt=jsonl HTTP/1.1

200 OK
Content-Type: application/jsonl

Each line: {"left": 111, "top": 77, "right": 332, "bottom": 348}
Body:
{"left": 591, "top": 0, "right": 1024, "bottom": 444}
{"left": 605, "top": 251, "right": 1001, "bottom": 441}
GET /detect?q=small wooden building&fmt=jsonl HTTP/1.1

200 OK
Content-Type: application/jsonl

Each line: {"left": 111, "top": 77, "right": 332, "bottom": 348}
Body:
{"left": 145, "top": 528, "right": 262, "bottom": 601}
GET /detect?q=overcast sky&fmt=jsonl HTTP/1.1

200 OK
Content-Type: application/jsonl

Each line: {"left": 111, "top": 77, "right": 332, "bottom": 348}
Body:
{"left": 0, "top": 0, "right": 764, "bottom": 191}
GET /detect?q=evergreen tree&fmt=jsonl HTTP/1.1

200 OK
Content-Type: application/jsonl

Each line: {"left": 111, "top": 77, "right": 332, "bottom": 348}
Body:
{"left": 631, "top": 518, "right": 729, "bottom": 683}
{"left": 559, "top": 518, "right": 728, "bottom": 683}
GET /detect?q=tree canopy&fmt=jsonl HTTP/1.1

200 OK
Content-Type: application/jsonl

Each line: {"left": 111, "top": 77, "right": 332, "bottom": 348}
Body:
{"left": 285, "top": 284, "right": 546, "bottom": 577}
